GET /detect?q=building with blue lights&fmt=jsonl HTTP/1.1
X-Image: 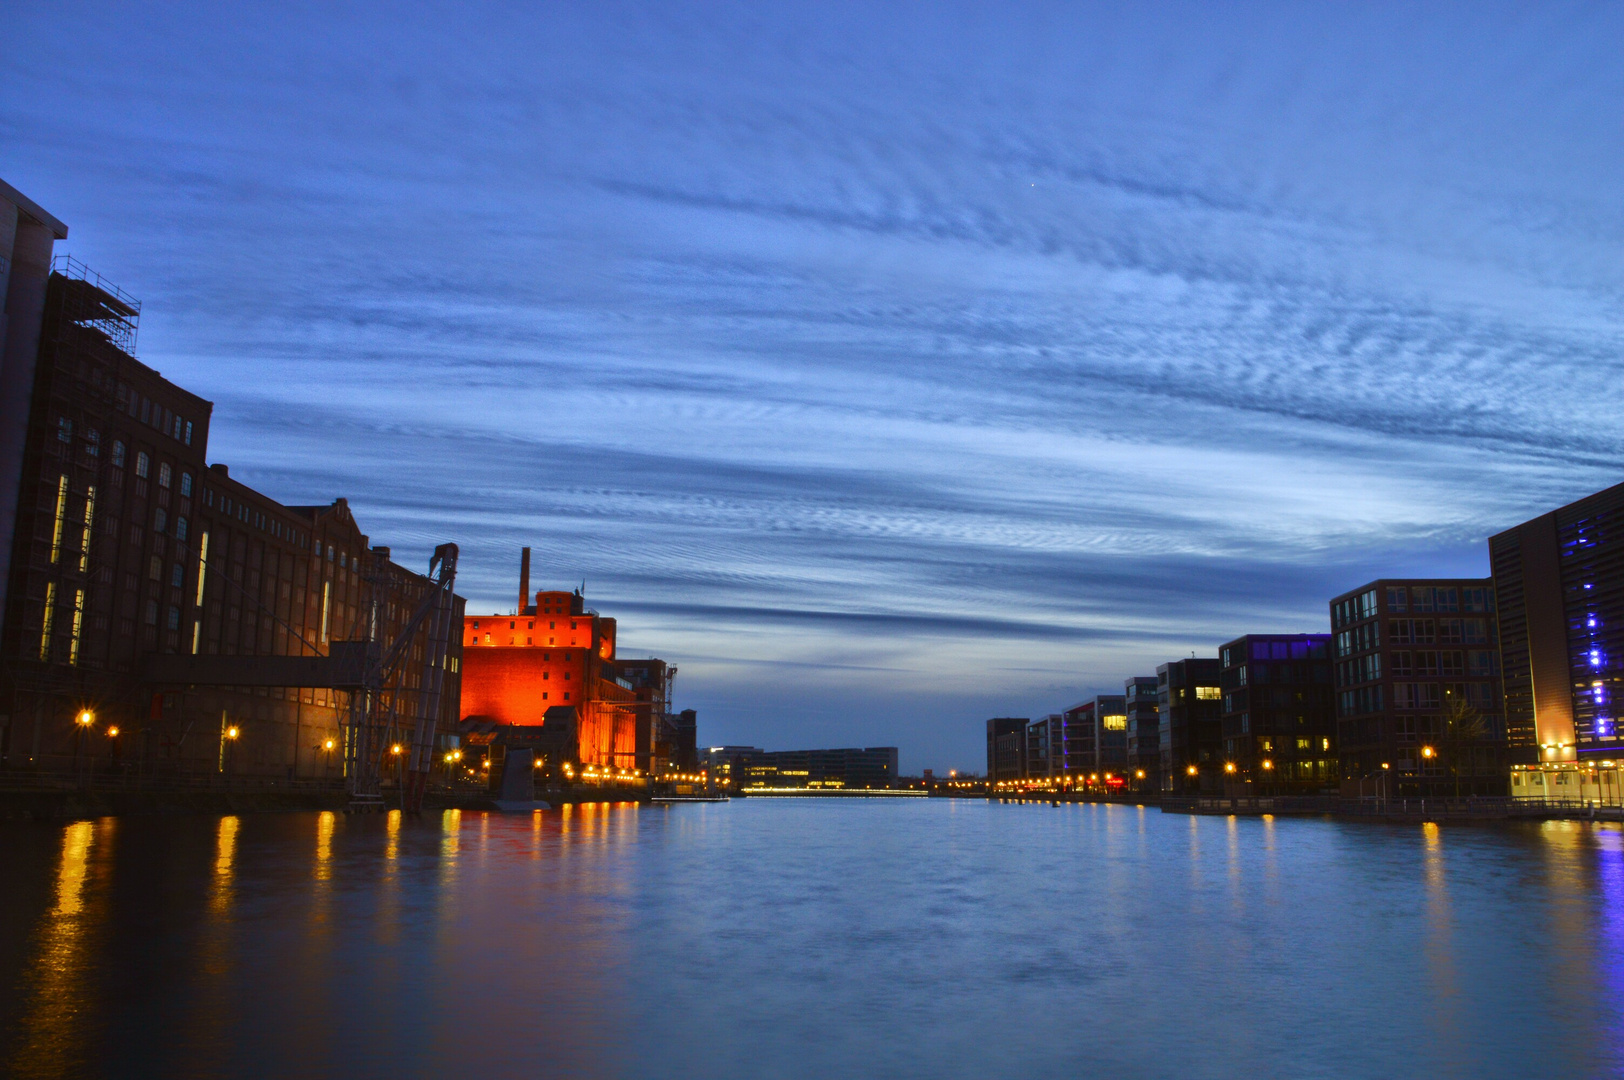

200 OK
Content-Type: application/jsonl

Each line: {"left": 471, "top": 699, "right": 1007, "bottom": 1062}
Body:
{"left": 1492, "top": 481, "right": 1624, "bottom": 802}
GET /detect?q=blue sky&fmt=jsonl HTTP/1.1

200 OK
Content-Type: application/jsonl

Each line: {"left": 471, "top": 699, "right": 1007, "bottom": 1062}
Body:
{"left": 5, "top": 2, "right": 1622, "bottom": 771}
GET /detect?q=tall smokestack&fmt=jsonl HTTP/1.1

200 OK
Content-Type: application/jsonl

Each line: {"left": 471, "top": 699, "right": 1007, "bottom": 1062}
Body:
{"left": 519, "top": 547, "right": 531, "bottom": 615}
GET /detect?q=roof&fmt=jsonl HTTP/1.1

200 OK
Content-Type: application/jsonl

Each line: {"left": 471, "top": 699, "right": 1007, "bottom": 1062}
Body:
{"left": 0, "top": 177, "right": 68, "bottom": 239}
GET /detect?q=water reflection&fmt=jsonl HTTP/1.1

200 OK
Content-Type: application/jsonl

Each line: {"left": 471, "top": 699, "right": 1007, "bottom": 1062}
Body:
{"left": 3, "top": 806, "right": 1624, "bottom": 1078}
{"left": 1420, "top": 822, "right": 1460, "bottom": 1051}
{"left": 8, "top": 818, "right": 112, "bottom": 1079}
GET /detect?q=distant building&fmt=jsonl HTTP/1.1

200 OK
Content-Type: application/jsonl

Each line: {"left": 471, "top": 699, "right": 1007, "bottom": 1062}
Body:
{"left": 1059, "top": 695, "right": 1127, "bottom": 787}
{"left": 986, "top": 716, "right": 1028, "bottom": 783}
{"left": 1124, "top": 676, "right": 1159, "bottom": 790}
{"left": 701, "top": 745, "right": 764, "bottom": 787}
{"left": 740, "top": 747, "right": 898, "bottom": 790}
{"left": 1329, "top": 579, "right": 1505, "bottom": 796}
{"left": 1218, "top": 634, "right": 1336, "bottom": 793}
{"left": 1027, "top": 714, "right": 1062, "bottom": 780}
{"left": 1158, "top": 658, "right": 1223, "bottom": 794}
{"left": 461, "top": 586, "right": 680, "bottom": 774}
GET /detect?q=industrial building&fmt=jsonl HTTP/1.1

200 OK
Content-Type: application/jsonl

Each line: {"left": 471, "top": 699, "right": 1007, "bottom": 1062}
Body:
{"left": 0, "top": 180, "right": 464, "bottom": 802}
{"left": 457, "top": 552, "right": 684, "bottom": 777}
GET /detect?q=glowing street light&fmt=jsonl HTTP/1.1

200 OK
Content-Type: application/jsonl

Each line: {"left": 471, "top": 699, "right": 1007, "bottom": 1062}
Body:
{"left": 77, "top": 709, "right": 95, "bottom": 728}
{"left": 390, "top": 743, "right": 403, "bottom": 755}
{"left": 225, "top": 726, "right": 240, "bottom": 740}
{"left": 1224, "top": 762, "right": 1237, "bottom": 774}
{"left": 1421, "top": 746, "right": 1436, "bottom": 759}
{"left": 107, "top": 726, "right": 120, "bottom": 738}
{"left": 1186, "top": 765, "right": 1198, "bottom": 776}
{"left": 1261, "top": 759, "right": 1273, "bottom": 771}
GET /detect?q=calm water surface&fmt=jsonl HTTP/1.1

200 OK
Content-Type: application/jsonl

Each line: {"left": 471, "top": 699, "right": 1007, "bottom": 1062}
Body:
{"left": 2, "top": 799, "right": 1623, "bottom": 1079}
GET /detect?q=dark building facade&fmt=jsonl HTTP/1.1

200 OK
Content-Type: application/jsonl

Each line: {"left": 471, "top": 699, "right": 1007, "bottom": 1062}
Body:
{"left": 1330, "top": 579, "right": 1505, "bottom": 796}
{"left": 986, "top": 716, "right": 1028, "bottom": 783}
{"left": 1157, "top": 657, "right": 1223, "bottom": 794}
{"left": 1218, "top": 634, "right": 1336, "bottom": 793}
{"left": 1124, "top": 676, "right": 1159, "bottom": 790}
{"left": 0, "top": 225, "right": 463, "bottom": 780}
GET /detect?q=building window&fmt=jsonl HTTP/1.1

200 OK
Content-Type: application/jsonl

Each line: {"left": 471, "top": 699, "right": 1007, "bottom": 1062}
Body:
{"left": 167, "top": 605, "right": 181, "bottom": 630}
{"left": 159, "top": 462, "right": 172, "bottom": 488}
{"left": 56, "top": 416, "right": 73, "bottom": 442}
{"left": 171, "top": 563, "right": 185, "bottom": 588}
{"left": 180, "top": 472, "right": 193, "bottom": 496}
{"left": 175, "top": 516, "right": 188, "bottom": 541}
{"left": 154, "top": 508, "right": 167, "bottom": 533}
{"left": 112, "top": 440, "right": 126, "bottom": 467}
{"left": 144, "top": 599, "right": 159, "bottom": 625}
{"left": 86, "top": 429, "right": 100, "bottom": 457}
{"left": 149, "top": 555, "right": 162, "bottom": 580}
{"left": 564, "top": 692, "right": 570, "bottom": 701}
{"left": 136, "top": 452, "right": 150, "bottom": 478}
{"left": 184, "top": 420, "right": 193, "bottom": 446}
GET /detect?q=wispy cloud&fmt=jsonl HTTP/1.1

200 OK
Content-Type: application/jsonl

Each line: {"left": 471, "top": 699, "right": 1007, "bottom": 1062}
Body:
{"left": 4, "top": 0, "right": 1621, "bottom": 767}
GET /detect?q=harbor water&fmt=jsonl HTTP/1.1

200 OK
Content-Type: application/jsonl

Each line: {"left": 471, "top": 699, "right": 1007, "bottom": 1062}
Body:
{"left": 2, "top": 798, "right": 1622, "bottom": 1079}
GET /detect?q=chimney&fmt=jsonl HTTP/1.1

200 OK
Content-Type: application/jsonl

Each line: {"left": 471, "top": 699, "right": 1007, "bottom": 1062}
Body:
{"left": 519, "top": 547, "right": 531, "bottom": 615}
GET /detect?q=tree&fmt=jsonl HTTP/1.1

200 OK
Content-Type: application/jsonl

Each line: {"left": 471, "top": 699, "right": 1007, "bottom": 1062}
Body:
{"left": 1441, "top": 691, "right": 1488, "bottom": 798}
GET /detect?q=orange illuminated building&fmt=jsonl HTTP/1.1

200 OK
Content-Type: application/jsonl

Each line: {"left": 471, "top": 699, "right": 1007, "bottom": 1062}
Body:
{"left": 459, "top": 589, "right": 640, "bottom": 770}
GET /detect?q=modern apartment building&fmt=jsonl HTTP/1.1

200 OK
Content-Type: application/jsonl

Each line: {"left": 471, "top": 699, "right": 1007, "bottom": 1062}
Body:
{"left": 1492, "top": 481, "right": 1624, "bottom": 802}
{"left": 1329, "top": 579, "right": 1505, "bottom": 796}
{"left": 1058, "top": 694, "right": 1127, "bottom": 788}
{"left": 1124, "top": 676, "right": 1159, "bottom": 790}
{"left": 1217, "top": 634, "right": 1336, "bottom": 793}
{"left": 1025, "top": 713, "right": 1060, "bottom": 780}
{"left": 1157, "top": 657, "right": 1223, "bottom": 794}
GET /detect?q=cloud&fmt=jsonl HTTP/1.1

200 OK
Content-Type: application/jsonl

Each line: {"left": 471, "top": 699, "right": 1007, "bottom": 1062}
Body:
{"left": 4, "top": 0, "right": 1621, "bottom": 768}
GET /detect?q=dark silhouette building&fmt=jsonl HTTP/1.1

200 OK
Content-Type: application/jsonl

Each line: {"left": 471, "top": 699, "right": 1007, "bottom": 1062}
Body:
{"left": 1124, "top": 676, "right": 1159, "bottom": 790}
{"left": 1157, "top": 657, "right": 1223, "bottom": 794}
{"left": 1218, "top": 633, "right": 1336, "bottom": 793}
{"left": 986, "top": 716, "right": 1028, "bottom": 783}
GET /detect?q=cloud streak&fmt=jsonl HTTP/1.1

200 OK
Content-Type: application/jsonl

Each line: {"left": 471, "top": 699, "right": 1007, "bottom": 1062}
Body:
{"left": 4, "top": 0, "right": 1621, "bottom": 767}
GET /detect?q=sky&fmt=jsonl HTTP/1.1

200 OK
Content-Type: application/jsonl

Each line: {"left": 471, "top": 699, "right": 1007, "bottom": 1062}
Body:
{"left": 4, "top": 2, "right": 1623, "bottom": 771}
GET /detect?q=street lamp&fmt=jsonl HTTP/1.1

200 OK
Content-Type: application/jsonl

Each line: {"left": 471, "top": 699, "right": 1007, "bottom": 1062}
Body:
{"left": 1421, "top": 746, "right": 1436, "bottom": 759}
{"left": 1224, "top": 762, "right": 1237, "bottom": 774}
{"left": 74, "top": 709, "right": 95, "bottom": 780}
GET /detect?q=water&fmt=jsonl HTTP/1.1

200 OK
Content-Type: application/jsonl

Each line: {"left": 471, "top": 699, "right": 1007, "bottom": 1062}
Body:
{"left": 1, "top": 799, "right": 1622, "bottom": 1079}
